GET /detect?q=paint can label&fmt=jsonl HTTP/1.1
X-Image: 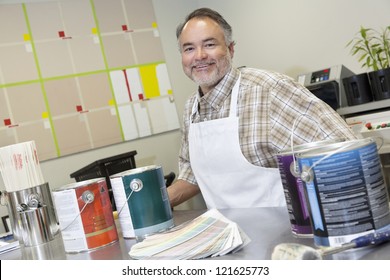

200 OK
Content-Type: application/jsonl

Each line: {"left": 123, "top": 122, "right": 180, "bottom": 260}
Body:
{"left": 277, "top": 153, "right": 312, "bottom": 236}
{"left": 110, "top": 176, "right": 136, "bottom": 238}
{"left": 53, "top": 178, "right": 118, "bottom": 252}
{"left": 298, "top": 139, "right": 390, "bottom": 246}
{"left": 277, "top": 139, "right": 343, "bottom": 236}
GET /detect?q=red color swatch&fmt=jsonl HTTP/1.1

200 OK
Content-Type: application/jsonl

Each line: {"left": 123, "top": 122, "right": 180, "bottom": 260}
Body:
{"left": 4, "top": 119, "right": 11, "bottom": 126}
{"left": 122, "top": 69, "right": 133, "bottom": 102}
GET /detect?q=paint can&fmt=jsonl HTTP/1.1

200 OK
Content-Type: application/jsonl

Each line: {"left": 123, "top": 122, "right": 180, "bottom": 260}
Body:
{"left": 4, "top": 182, "right": 59, "bottom": 245}
{"left": 18, "top": 205, "right": 54, "bottom": 246}
{"left": 297, "top": 138, "right": 390, "bottom": 247}
{"left": 110, "top": 165, "right": 174, "bottom": 241}
{"left": 52, "top": 178, "right": 118, "bottom": 253}
{"left": 277, "top": 139, "right": 343, "bottom": 237}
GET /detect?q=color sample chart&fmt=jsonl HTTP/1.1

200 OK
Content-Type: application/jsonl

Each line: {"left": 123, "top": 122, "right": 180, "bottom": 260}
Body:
{"left": 0, "top": 0, "right": 180, "bottom": 160}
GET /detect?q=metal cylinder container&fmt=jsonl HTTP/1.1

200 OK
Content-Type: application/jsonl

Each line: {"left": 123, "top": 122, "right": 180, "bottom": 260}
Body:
{"left": 18, "top": 205, "right": 54, "bottom": 246}
{"left": 5, "top": 182, "right": 59, "bottom": 245}
{"left": 297, "top": 138, "right": 390, "bottom": 247}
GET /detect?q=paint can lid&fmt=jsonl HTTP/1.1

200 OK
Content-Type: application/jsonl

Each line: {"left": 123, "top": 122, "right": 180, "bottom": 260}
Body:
{"left": 277, "top": 138, "right": 344, "bottom": 156}
{"left": 109, "top": 165, "right": 161, "bottom": 178}
{"left": 54, "top": 177, "right": 106, "bottom": 191}
{"left": 296, "top": 138, "right": 374, "bottom": 158}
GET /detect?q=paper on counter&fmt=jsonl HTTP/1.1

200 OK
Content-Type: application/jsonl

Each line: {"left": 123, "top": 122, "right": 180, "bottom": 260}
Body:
{"left": 129, "top": 209, "right": 251, "bottom": 260}
{"left": 0, "top": 234, "right": 20, "bottom": 255}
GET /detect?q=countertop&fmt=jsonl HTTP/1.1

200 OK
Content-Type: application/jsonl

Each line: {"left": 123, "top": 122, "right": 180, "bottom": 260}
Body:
{"left": 1, "top": 207, "right": 389, "bottom": 260}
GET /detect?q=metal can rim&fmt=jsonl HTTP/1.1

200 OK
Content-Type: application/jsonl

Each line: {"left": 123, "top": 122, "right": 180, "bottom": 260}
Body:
{"left": 109, "top": 165, "right": 161, "bottom": 178}
{"left": 54, "top": 177, "right": 106, "bottom": 191}
{"left": 277, "top": 138, "right": 345, "bottom": 156}
{"left": 296, "top": 138, "right": 373, "bottom": 158}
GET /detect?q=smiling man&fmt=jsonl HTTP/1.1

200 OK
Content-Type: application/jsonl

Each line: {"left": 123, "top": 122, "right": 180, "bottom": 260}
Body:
{"left": 167, "top": 8, "right": 357, "bottom": 209}
{"left": 179, "top": 14, "right": 234, "bottom": 94}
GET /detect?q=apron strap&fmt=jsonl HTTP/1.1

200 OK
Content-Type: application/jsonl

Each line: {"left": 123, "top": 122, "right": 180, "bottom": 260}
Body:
{"left": 229, "top": 73, "right": 241, "bottom": 118}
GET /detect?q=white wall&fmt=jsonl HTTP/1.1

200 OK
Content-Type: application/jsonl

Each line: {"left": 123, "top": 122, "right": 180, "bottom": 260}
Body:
{"left": 1, "top": 0, "right": 389, "bottom": 232}
{"left": 195, "top": 0, "right": 390, "bottom": 77}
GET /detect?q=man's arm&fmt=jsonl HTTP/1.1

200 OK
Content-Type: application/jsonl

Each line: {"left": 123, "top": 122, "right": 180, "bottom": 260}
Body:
{"left": 167, "top": 179, "right": 200, "bottom": 207}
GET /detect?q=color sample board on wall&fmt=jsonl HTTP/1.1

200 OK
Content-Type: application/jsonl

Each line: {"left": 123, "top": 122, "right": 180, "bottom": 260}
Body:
{"left": 0, "top": 0, "right": 180, "bottom": 160}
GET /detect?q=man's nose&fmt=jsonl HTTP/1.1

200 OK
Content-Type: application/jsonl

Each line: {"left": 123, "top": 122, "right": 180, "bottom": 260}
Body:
{"left": 194, "top": 47, "right": 207, "bottom": 60}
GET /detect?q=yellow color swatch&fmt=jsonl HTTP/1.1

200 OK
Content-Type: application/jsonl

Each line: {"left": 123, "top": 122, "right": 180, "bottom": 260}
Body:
{"left": 23, "top": 34, "right": 30, "bottom": 41}
{"left": 108, "top": 99, "right": 115, "bottom": 106}
{"left": 139, "top": 65, "right": 159, "bottom": 99}
{"left": 152, "top": 22, "right": 158, "bottom": 28}
{"left": 42, "top": 112, "right": 49, "bottom": 119}
{"left": 91, "top": 27, "right": 97, "bottom": 34}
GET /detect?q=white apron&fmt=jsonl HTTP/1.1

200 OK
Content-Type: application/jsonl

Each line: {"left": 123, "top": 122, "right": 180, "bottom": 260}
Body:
{"left": 188, "top": 74, "right": 285, "bottom": 209}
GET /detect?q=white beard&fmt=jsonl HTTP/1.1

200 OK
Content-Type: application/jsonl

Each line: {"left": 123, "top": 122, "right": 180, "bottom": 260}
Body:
{"left": 188, "top": 54, "right": 232, "bottom": 92}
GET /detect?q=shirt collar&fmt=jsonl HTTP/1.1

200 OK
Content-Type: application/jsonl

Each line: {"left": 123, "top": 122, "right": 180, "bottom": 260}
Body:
{"left": 196, "top": 67, "right": 240, "bottom": 110}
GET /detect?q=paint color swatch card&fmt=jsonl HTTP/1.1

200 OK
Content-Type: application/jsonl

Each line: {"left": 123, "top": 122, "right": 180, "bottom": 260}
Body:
{"left": 0, "top": 141, "right": 45, "bottom": 192}
{"left": 129, "top": 209, "right": 250, "bottom": 260}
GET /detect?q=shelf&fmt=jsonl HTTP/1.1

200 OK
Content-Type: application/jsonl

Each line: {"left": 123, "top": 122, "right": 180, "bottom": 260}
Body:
{"left": 337, "top": 99, "right": 390, "bottom": 117}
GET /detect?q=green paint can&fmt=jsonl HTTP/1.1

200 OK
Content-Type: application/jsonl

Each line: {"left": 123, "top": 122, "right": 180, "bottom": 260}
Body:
{"left": 110, "top": 165, "right": 174, "bottom": 241}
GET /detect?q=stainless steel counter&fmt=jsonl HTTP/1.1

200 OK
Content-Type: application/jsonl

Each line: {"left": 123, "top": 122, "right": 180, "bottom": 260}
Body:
{"left": 1, "top": 207, "right": 389, "bottom": 260}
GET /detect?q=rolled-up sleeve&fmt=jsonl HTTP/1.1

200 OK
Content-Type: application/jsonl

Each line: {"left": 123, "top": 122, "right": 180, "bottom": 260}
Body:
{"left": 177, "top": 96, "right": 198, "bottom": 185}
{"left": 270, "top": 78, "right": 357, "bottom": 152}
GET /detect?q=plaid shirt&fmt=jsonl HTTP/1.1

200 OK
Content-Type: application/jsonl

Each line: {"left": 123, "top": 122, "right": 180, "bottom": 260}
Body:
{"left": 178, "top": 67, "right": 357, "bottom": 185}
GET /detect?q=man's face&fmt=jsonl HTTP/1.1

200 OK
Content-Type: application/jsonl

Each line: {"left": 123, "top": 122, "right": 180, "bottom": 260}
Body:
{"left": 178, "top": 17, "right": 234, "bottom": 94}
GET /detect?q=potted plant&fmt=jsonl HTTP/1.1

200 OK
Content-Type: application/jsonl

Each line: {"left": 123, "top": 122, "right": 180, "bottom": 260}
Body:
{"left": 347, "top": 26, "right": 390, "bottom": 101}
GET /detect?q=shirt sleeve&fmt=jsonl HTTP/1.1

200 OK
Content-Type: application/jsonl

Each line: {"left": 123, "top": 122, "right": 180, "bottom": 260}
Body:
{"left": 177, "top": 97, "right": 198, "bottom": 185}
{"left": 269, "top": 77, "right": 357, "bottom": 151}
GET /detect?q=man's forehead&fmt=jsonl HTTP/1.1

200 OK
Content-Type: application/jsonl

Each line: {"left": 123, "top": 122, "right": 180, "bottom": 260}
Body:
{"left": 180, "top": 18, "right": 224, "bottom": 43}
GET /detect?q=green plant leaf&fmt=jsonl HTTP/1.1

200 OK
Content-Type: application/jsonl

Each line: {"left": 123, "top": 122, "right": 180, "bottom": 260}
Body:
{"left": 347, "top": 25, "right": 389, "bottom": 71}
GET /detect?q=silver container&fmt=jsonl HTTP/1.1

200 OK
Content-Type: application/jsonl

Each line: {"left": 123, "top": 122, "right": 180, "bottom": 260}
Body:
{"left": 19, "top": 205, "right": 54, "bottom": 246}
{"left": 5, "top": 182, "right": 59, "bottom": 245}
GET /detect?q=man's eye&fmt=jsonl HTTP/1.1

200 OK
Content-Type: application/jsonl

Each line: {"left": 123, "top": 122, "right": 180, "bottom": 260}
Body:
{"left": 205, "top": 43, "right": 215, "bottom": 48}
{"left": 183, "top": 47, "right": 194, "bottom": 52}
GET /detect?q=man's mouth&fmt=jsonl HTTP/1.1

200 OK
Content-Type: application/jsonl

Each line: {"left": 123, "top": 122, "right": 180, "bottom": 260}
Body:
{"left": 192, "top": 62, "right": 214, "bottom": 70}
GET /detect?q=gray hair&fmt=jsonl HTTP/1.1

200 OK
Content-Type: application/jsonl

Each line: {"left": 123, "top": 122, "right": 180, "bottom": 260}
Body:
{"left": 176, "top": 8, "right": 234, "bottom": 48}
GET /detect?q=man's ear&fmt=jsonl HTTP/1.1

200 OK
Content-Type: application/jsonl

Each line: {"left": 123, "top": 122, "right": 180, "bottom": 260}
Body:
{"left": 228, "top": 42, "right": 235, "bottom": 58}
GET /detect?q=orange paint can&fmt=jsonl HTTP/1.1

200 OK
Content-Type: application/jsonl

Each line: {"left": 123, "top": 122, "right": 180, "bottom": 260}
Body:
{"left": 53, "top": 178, "right": 118, "bottom": 253}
